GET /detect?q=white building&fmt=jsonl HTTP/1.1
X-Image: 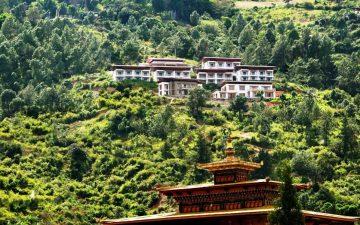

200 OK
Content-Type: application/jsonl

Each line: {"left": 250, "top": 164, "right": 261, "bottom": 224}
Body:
{"left": 213, "top": 81, "right": 276, "bottom": 99}
{"left": 112, "top": 58, "right": 192, "bottom": 82}
{"left": 196, "top": 57, "right": 241, "bottom": 84}
{"left": 213, "top": 65, "right": 277, "bottom": 100}
{"left": 158, "top": 78, "right": 203, "bottom": 97}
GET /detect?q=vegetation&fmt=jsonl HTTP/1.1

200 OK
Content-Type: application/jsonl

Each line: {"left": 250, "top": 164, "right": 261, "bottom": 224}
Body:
{"left": 269, "top": 161, "right": 305, "bottom": 225}
{"left": 0, "top": 0, "right": 359, "bottom": 224}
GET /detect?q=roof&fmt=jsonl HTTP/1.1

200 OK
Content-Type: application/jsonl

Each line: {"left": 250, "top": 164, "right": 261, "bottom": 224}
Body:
{"left": 220, "top": 81, "right": 274, "bottom": 86}
{"left": 197, "top": 147, "right": 261, "bottom": 173}
{"left": 147, "top": 58, "right": 185, "bottom": 63}
{"left": 112, "top": 65, "right": 151, "bottom": 70}
{"left": 196, "top": 68, "right": 234, "bottom": 73}
{"left": 235, "top": 65, "right": 277, "bottom": 70}
{"left": 100, "top": 208, "right": 359, "bottom": 225}
{"left": 152, "top": 66, "right": 192, "bottom": 71}
{"left": 157, "top": 179, "right": 308, "bottom": 193}
{"left": 157, "top": 78, "right": 203, "bottom": 83}
{"left": 202, "top": 57, "right": 241, "bottom": 63}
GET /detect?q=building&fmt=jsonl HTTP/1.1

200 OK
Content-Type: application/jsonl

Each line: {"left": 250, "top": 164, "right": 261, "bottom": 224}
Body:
{"left": 100, "top": 138, "right": 359, "bottom": 225}
{"left": 112, "top": 58, "right": 192, "bottom": 82}
{"left": 158, "top": 78, "right": 203, "bottom": 97}
{"left": 213, "top": 65, "right": 277, "bottom": 100}
{"left": 213, "top": 81, "right": 276, "bottom": 99}
{"left": 196, "top": 57, "right": 241, "bottom": 84}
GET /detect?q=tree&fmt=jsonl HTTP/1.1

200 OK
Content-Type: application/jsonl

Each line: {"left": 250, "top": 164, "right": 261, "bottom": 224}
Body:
{"left": 238, "top": 24, "right": 254, "bottom": 49}
{"left": 271, "top": 36, "right": 290, "bottom": 72}
{"left": 1, "top": 89, "right": 16, "bottom": 116}
{"left": 291, "top": 152, "right": 319, "bottom": 182}
{"left": 187, "top": 87, "right": 208, "bottom": 119}
{"left": 269, "top": 161, "right": 305, "bottom": 225}
{"left": 229, "top": 13, "right": 246, "bottom": 37}
{"left": 229, "top": 94, "right": 248, "bottom": 121}
{"left": 320, "top": 111, "right": 333, "bottom": 146}
{"left": 190, "top": 10, "right": 200, "bottom": 26}
{"left": 69, "top": 145, "right": 91, "bottom": 180}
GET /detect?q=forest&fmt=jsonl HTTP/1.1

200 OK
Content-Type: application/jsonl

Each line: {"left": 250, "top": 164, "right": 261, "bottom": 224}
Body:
{"left": 0, "top": 0, "right": 359, "bottom": 224}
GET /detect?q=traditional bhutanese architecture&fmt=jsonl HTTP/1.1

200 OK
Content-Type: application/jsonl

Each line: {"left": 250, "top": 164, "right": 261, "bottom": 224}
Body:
{"left": 100, "top": 138, "right": 359, "bottom": 225}
{"left": 112, "top": 58, "right": 192, "bottom": 82}
{"left": 158, "top": 78, "right": 203, "bottom": 97}
{"left": 196, "top": 57, "right": 241, "bottom": 84}
{"left": 213, "top": 65, "right": 277, "bottom": 100}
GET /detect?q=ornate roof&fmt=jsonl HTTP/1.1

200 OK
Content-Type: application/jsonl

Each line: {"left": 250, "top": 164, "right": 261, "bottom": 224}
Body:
{"left": 197, "top": 138, "right": 262, "bottom": 173}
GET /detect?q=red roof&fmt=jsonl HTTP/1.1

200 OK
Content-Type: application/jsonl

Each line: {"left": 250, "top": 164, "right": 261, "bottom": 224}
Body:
{"left": 202, "top": 57, "right": 241, "bottom": 63}
{"left": 235, "top": 65, "right": 277, "bottom": 70}
{"left": 100, "top": 208, "right": 359, "bottom": 225}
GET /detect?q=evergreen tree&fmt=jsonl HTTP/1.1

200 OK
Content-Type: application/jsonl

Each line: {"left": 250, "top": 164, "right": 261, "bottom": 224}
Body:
{"left": 271, "top": 36, "right": 290, "bottom": 71}
{"left": 189, "top": 10, "right": 200, "bottom": 26}
{"left": 229, "top": 94, "right": 248, "bottom": 121}
{"left": 187, "top": 87, "right": 208, "bottom": 119}
{"left": 229, "top": 13, "right": 246, "bottom": 37}
{"left": 238, "top": 24, "right": 254, "bottom": 50}
{"left": 269, "top": 161, "right": 305, "bottom": 225}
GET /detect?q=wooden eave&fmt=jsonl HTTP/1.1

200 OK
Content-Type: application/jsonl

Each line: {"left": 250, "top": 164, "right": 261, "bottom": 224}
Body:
{"left": 157, "top": 179, "right": 308, "bottom": 194}
{"left": 100, "top": 208, "right": 359, "bottom": 225}
{"left": 197, "top": 160, "right": 262, "bottom": 172}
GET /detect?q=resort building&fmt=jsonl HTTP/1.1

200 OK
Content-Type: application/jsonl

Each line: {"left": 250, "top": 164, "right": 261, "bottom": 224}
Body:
{"left": 213, "top": 65, "right": 277, "bottom": 100}
{"left": 101, "top": 138, "right": 359, "bottom": 225}
{"left": 112, "top": 58, "right": 192, "bottom": 82}
{"left": 196, "top": 57, "right": 241, "bottom": 84}
{"left": 158, "top": 78, "right": 203, "bottom": 97}
{"left": 213, "top": 81, "right": 276, "bottom": 99}
{"left": 111, "top": 57, "right": 277, "bottom": 100}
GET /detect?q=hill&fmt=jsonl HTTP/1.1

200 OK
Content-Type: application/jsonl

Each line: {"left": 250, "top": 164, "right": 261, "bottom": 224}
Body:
{"left": 0, "top": 0, "right": 359, "bottom": 224}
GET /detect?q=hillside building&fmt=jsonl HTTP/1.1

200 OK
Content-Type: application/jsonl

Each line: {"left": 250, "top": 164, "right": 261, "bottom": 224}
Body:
{"left": 196, "top": 57, "right": 241, "bottom": 84}
{"left": 158, "top": 78, "right": 203, "bottom": 97}
{"left": 100, "top": 138, "right": 359, "bottom": 225}
{"left": 112, "top": 58, "right": 192, "bottom": 82}
{"left": 213, "top": 65, "right": 277, "bottom": 100}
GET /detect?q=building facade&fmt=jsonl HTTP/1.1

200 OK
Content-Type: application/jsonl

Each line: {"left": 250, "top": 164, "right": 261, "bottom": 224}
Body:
{"left": 112, "top": 58, "right": 192, "bottom": 82}
{"left": 111, "top": 57, "right": 277, "bottom": 100}
{"left": 158, "top": 78, "right": 203, "bottom": 97}
{"left": 196, "top": 57, "right": 241, "bottom": 84}
{"left": 101, "top": 138, "right": 359, "bottom": 225}
{"left": 213, "top": 65, "right": 277, "bottom": 100}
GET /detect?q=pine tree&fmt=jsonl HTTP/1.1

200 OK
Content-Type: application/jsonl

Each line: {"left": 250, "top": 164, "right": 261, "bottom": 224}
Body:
{"left": 269, "top": 161, "right": 305, "bottom": 225}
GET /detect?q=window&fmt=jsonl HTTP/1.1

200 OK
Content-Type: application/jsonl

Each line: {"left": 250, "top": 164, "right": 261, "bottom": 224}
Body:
{"left": 126, "top": 70, "right": 131, "bottom": 75}
{"left": 167, "top": 71, "right": 172, "bottom": 76}
{"left": 136, "top": 71, "right": 140, "bottom": 75}
{"left": 118, "top": 71, "right": 123, "bottom": 75}
{"left": 209, "top": 73, "right": 214, "bottom": 78}
{"left": 267, "top": 71, "right": 272, "bottom": 76}
{"left": 242, "top": 77, "right": 247, "bottom": 81}
{"left": 210, "top": 62, "right": 215, "bottom": 67}
{"left": 143, "top": 71, "right": 149, "bottom": 76}
{"left": 183, "top": 72, "right": 189, "bottom": 77}
{"left": 158, "top": 72, "right": 163, "bottom": 76}
{"left": 242, "top": 71, "right": 247, "bottom": 75}
{"left": 227, "top": 63, "right": 231, "bottom": 67}
{"left": 176, "top": 72, "right": 181, "bottom": 76}
{"left": 218, "top": 62, "right": 223, "bottom": 67}
{"left": 252, "top": 77, "right": 256, "bottom": 80}
{"left": 229, "top": 85, "right": 235, "bottom": 91}
{"left": 218, "top": 73, "right": 223, "bottom": 78}
{"left": 239, "top": 86, "right": 245, "bottom": 90}
{"left": 251, "top": 71, "right": 255, "bottom": 75}
{"left": 260, "top": 71, "right": 264, "bottom": 75}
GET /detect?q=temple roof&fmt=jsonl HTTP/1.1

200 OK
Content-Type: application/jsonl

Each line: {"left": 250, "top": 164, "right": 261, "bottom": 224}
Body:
{"left": 100, "top": 208, "right": 359, "bottom": 224}
{"left": 157, "top": 178, "right": 308, "bottom": 193}
{"left": 197, "top": 139, "right": 262, "bottom": 173}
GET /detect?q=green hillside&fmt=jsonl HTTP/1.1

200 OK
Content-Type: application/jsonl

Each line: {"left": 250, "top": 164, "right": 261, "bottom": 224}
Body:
{"left": 0, "top": 0, "right": 359, "bottom": 224}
